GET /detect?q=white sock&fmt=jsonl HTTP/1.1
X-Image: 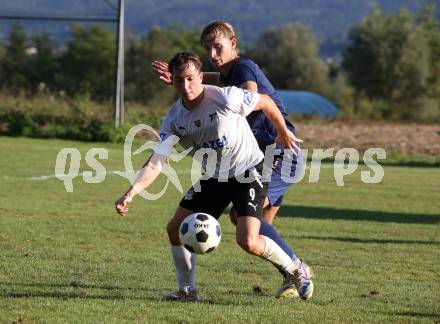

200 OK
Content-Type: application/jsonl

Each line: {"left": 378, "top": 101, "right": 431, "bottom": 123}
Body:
{"left": 260, "top": 235, "right": 298, "bottom": 274}
{"left": 171, "top": 245, "right": 196, "bottom": 291}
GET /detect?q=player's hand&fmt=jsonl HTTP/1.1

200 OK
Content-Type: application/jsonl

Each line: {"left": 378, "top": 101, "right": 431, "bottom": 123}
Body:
{"left": 152, "top": 60, "right": 172, "bottom": 84}
{"left": 115, "top": 193, "right": 133, "bottom": 217}
{"left": 275, "top": 129, "right": 303, "bottom": 156}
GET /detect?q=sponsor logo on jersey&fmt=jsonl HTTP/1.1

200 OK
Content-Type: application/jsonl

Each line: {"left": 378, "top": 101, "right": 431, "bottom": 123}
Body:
{"left": 202, "top": 135, "right": 228, "bottom": 150}
{"left": 193, "top": 135, "right": 229, "bottom": 151}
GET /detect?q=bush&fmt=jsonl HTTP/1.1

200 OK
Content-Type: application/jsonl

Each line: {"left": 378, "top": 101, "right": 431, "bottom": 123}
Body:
{"left": 0, "top": 92, "right": 169, "bottom": 143}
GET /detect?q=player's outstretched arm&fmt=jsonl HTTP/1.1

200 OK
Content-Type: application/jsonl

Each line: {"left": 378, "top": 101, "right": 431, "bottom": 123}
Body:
{"left": 115, "top": 153, "right": 167, "bottom": 216}
{"left": 254, "top": 94, "right": 303, "bottom": 154}
{"left": 152, "top": 60, "right": 222, "bottom": 86}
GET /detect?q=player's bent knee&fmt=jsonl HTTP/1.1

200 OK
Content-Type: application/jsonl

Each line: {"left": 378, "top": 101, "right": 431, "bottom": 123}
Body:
{"left": 167, "top": 207, "right": 194, "bottom": 245}
{"left": 166, "top": 219, "right": 180, "bottom": 243}
{"left": 236, "top": 236, "right": 260, "bottom": 255}
{"left": 166, "top": 220, "right": 175, "bottom": 235}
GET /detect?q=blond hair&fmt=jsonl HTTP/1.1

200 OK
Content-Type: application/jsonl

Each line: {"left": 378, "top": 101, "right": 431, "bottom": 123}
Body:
{"left": 200, "top": 20, "right": 236, "bottom": 45}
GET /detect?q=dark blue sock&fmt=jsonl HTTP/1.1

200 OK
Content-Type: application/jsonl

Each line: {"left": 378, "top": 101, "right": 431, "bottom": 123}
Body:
{"left": 259, "top": 219, "right": 297, "bottom": 260}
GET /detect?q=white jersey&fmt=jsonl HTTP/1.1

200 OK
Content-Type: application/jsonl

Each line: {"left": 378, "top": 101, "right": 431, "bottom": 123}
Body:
{"left": 155, "top": 85, "right": 264, "bottom": 179}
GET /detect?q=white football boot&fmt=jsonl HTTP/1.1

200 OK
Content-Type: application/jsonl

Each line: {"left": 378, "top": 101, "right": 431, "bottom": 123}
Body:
{"left": 275, "top": 260, "right": 314, "bottom": 300}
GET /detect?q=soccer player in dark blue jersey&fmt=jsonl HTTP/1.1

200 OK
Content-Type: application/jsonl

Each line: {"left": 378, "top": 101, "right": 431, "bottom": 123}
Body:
{"left": 152, "top": 21, "right": 312, "bottom": 299}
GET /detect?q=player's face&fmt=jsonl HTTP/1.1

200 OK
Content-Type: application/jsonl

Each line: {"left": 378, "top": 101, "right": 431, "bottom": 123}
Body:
{"left": 172, "top": 64, "right": 204, "bottom": 103}
{"left": 203, "top": 34, "right": 237, "bottom": 68}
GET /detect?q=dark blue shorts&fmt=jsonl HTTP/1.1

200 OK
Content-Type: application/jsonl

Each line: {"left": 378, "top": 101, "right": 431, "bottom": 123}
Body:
{"left": 266, "top": 151, "right": 303, "bottom": 207}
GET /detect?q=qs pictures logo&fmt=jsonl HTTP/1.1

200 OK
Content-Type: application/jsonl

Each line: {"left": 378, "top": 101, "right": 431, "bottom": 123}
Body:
{"left": 54, "top": 124, "right": 191, "bottom": 199}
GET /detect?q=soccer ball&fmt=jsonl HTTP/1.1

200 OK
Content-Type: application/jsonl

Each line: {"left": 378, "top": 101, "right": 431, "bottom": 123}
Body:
{"left": 179, "top": 213, "right": 222, "bottom": 254}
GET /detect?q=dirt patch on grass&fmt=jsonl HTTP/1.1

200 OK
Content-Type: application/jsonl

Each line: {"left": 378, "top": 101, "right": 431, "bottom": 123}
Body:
{"left": 296, "top": 121, "right": 440, "bottom": 156}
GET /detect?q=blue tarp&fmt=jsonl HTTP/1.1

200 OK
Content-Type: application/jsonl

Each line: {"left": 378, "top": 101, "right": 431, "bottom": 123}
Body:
{"left": 277, "top": 90, "right": 339, "bottom": 118}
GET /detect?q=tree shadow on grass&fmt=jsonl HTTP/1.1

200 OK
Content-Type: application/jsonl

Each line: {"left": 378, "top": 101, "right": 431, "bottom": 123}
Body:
{"left": 278, "top": 205, "right": 440, "bottom": 224}
{"left": 393, "top": 311, "right": 440, "bottom": 320}
{"left": 0, "top": 290, "right": 161, "bottom": 302}
{"left": 0, "top": 281, "right": 255, "bottom": 306}
{"left": 290, "top": 235, "right": 440, "bottom": 245}
{"left": 0, "top": 281, "right": 160, "bottom": 292}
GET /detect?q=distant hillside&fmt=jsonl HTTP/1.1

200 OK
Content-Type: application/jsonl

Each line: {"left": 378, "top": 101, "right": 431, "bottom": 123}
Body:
{"left": 1, "top": 0, "right": 439, "bottom": 57}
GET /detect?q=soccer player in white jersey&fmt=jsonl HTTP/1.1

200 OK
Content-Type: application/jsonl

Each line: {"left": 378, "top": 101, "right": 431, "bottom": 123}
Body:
{"left": 115, "top": 52, "right": 313, "bottom": 301}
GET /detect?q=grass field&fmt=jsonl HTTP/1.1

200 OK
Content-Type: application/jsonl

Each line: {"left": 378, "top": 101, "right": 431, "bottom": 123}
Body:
{"left": 1, "top": 137, "right": 439, "bottom": 323}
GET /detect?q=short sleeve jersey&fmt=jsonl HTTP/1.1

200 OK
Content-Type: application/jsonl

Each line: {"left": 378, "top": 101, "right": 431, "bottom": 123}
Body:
{"left": 219, "top": 56, "right": 296, "bottom": 152}
{"left": 155, "top": 85, "right": 263, "bottom": 179}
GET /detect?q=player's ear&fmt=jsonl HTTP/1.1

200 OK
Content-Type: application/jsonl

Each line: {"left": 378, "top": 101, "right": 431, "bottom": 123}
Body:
{"left": 230, "top": 36, "right": 237, "bottom": 49}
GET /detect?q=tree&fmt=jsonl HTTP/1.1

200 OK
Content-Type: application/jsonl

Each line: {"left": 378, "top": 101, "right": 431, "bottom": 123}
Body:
{"left": 343, "top": 7, "right": 433, "bottom": 120}
{"left": 419, "top": 3, "right": 440, "bottom": 113}
{"left": 251, "top": 24, "right": 330, "bottom": 95}
{"left": 58, "top": 24, "right": 116, "bottom": 101}
{"left": 125, "top": 26, "right": 205, "bottom": 104}
{"left": 0, "top": 21, "right": 29, "bottom": 92}
{"left": 28, "top": 34, "right": 58, "bottom": 92}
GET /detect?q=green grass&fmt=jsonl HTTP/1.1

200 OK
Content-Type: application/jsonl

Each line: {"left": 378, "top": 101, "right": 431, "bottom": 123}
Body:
{"left": 1, "top": 137, "right": 439, "bottom": 323}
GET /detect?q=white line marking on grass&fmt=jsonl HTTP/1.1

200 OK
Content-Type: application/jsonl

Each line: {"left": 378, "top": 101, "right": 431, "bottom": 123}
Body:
{"left": 2, "top": 170, "right": 194, "bottom": 181}
{"left": 3, "top": 171, "right": 118, "bottom": 181}
{"left": 2, "top": 164, "right": 337, "bottom": 181}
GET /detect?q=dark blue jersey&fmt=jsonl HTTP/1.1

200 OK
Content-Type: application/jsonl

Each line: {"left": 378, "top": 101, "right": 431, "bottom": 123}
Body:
{"left": 219, "top": 56, "right": 296, "bottom": 152}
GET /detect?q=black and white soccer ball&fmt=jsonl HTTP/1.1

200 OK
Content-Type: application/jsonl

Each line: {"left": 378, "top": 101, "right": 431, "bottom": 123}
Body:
{"left": 179, "top": 213, "right": 222, "bottom": 254}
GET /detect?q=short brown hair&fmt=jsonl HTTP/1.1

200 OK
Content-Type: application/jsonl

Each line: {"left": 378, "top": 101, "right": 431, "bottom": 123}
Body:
{"left": 168, "top": 52, "right": 202, "bottom": 74}
{"left": 200, "top": 20, "right": 236, "bottom": 45}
